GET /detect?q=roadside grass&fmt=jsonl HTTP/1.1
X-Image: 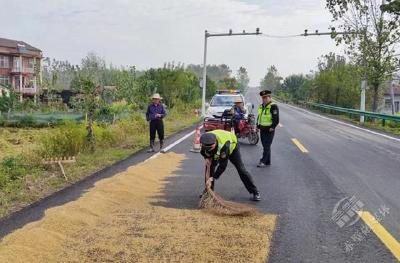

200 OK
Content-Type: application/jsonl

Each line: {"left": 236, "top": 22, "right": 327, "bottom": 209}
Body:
{"left": 0, "top": 111, "right": 199, "bottom": 218}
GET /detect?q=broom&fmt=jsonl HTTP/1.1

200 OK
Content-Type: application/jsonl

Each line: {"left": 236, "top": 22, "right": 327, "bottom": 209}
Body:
{"left": 199, "top": 161, "right": 258, "bottom": 216}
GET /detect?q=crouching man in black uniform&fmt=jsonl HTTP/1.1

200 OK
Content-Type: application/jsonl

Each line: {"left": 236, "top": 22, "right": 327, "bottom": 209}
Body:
{"left": 200, "top": 129, "right": 261, "bottom": 201}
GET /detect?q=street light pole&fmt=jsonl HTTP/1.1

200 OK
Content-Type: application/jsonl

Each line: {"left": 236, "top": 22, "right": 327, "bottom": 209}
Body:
{"left": 200, "top": 28, "right": 261, "bottom": 116}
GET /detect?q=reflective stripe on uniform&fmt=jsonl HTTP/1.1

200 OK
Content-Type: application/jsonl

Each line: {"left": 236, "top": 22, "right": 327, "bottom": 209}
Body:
{"left": 257, "top": 103, "right": 274, "bottom": 127}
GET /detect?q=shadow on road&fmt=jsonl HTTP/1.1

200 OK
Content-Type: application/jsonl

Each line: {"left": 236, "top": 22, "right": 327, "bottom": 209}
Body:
{"left": 150, "top": 152, "right": 204, "bottom": 210}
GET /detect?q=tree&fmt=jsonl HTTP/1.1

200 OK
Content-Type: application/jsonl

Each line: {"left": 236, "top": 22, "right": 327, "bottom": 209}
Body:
{"left": 281, "top": 74, "right": 308, "bottom": 101}
{"left": 381, "top": 0, "right": 400, "bottom": 15}
{"left": 312, "top": 53, "right": 361, "bottom": 108}
{"left": 260, "top": 66, "right": 282, "bottom": 92}
{"left": 74, "top": 75, "right": 101, "bottom": 152}
{"left": 326, "top": 0, "right": 400, "bottom": 111}
{"left": 186, "top": 64, "right": 232, "bottom": 83}
{"left": 0, "top": 85, "right": 20, "bottom": 115}
{"left": 218, "top": 77, "right": 238, "bottom": 90}
{"left": 236, "top": 67, "right": 250, "bottom": 92}
{"left": 136, "top": 68, "right": 201, "bottom": 109}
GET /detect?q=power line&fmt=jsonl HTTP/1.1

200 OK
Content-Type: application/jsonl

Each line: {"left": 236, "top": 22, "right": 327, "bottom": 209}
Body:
{"left": 259, "top": 33, "right": 301, "bottom": 39}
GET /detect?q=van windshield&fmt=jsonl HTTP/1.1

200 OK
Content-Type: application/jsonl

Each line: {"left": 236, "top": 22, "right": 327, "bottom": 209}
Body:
{"left": 210, "top": 96, "right": 242, "bottom": 106}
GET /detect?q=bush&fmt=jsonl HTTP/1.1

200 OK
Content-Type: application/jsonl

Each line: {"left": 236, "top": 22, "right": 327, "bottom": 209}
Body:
{"left": 387, "top": 120, "right": 400, "bottom": 129}
{"left": 40, "top": 121, "right": 86, "bottom": 157}
{"left": 16, "top": 114, "right": 35, "bottom": 128}
{"left": 94, "top": 122, "right": 117, "bottom": 147}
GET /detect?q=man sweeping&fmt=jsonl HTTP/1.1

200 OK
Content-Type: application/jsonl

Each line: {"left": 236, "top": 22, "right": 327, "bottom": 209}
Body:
{"left": 200, "top": 129, "right": 261, "bottom": 201}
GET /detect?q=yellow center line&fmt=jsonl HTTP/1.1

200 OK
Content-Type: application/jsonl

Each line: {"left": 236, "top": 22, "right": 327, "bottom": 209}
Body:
{"left": 291, "top": 138, "right": 309, "bottom": 153}
{"left": 358, "top": 211, "right": 400, "bottom": 261}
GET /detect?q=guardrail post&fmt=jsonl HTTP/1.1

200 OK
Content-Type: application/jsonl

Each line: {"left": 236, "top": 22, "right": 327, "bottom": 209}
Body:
{"left": 360, "top": 80, "right": 366, "bottom": 123}
{"left": 382, "top": 119, "right": 386, "bottom": 127}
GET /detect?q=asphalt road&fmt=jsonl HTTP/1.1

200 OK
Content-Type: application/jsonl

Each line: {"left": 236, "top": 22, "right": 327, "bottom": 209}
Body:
{"left": 1, "top": 87, "right": 399, "bottom": 262}
{"left": 156, "top": 87, "right": 400, "bottom": 262}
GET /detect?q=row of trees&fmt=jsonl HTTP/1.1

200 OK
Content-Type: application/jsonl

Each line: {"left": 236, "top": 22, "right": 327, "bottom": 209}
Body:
{"left": 259, "top": 0, "right": 400, "bottom": 112}
{"left": 185, "top": 64, "right": 250, "bottom": 93}
{"left": 2, "top": 53, "right": 252, "bottom": 117}
{"left": 40, "top": 57, "right": 250, "bottom": 108}
{"left": 260, "top": 53, "right": 373, "bottom": 109}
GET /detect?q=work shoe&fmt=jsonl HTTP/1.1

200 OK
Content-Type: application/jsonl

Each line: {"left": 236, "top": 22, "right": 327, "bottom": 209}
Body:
{"left": 159, "top": 140, "right": 164, "bottom": 151}
{"left": 252, "top": 192, "right": 261, "bottom": 201}
{"left": 257, "top": 162, "right": 267, "bottom": 168}
{"left": 147, "top": 147, "right": 155, "bottom": 153}
{"left": 147, "top": 141, "right": 155, "bottom": 153}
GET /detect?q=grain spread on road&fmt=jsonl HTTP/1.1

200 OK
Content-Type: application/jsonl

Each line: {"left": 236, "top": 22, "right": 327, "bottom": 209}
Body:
{"left": 0, "top": 152, "right": 276, "bottom": 263}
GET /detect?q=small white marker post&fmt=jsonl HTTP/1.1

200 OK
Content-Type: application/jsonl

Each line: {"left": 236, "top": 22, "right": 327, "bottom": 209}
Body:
{"left": 360, "top": 80, "right": 366, "bottom": 123}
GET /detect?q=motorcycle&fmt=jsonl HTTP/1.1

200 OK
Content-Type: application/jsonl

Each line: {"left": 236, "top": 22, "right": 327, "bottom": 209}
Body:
{"left": 203, "top": 109, "right": 259, "bottom": 145}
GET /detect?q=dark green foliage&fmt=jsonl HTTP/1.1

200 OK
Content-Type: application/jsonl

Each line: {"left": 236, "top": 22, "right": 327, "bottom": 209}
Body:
{"left": 325, "top": 0, "right": 400, "bottom": 111}
{"left": 136, "top": 68, "right": 201, "bottom": 109}
{"left": 381, "top": 0, "right": 400, "bottom": 15}
{"left": 16, "top": 114, "right": 36, "bottom": 128}
{"left": 260, "top": 66, "right": 282, "bottom": 92}
{"left": 276, "top": 53, "right": 362, "bottom": 108}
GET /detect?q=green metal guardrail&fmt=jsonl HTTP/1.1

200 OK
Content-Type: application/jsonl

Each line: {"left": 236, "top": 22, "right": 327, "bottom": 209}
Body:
{"left": 303, "top": 102, "right": 400, "bottom": 126}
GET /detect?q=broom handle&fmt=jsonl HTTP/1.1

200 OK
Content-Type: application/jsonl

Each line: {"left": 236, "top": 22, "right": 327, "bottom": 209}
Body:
{"left": 205, "top": 160, "right": 211, "bottom": 189}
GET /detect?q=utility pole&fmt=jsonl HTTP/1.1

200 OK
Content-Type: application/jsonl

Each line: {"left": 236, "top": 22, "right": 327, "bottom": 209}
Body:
{"left": 201, "top": 28, "right": 261, "bottom": 116}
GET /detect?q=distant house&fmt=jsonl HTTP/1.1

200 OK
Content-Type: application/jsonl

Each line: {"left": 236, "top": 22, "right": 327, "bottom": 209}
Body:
{"left": 0, "top": 37, "right": 42, "bottom": 101}
{"left": 382, "top": 80, "right": 400, "bottom": 114}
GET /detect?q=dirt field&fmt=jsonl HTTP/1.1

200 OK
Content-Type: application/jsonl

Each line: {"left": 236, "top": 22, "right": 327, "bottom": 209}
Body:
{"left": 0, "top": 153, "right": 276, "bottom": 263}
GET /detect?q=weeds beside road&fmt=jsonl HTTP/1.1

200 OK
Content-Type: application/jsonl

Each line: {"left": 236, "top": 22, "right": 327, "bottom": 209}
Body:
{"left": 0, "top": 108, "right": 199, "bottom": 218}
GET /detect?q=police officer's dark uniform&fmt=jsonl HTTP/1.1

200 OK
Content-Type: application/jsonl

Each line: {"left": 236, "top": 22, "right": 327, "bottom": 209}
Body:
{"left": 200, "top": 129, "right": 261, "bottom": 201}
{"left": 257, "top": 90, "right": 279, "bottom": 167}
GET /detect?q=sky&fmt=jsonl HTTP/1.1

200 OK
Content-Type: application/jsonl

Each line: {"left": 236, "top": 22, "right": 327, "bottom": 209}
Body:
{"left": 0, "top": 0, "right": 343, "bottom": 85}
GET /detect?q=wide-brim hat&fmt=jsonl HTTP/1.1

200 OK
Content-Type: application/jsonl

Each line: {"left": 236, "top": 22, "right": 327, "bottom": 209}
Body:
{"left": 234, "top": 97, "right": 243, "bottom": 103}
{"left": 260, "top": 90, "right": 272, "bottom": 97}
{"left": 152, "top": 93, "right": 162, "bottom": 99}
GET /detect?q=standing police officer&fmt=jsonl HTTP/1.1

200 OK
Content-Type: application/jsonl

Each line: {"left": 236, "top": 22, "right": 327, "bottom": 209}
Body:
{"left": 257, "top": 90, "right": 279, "bottom": 167}
{"left": 200, "top": 129, "right": 261, "bottom": 201}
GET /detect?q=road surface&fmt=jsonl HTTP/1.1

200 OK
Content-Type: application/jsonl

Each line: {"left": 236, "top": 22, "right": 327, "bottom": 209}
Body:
{"left": 157, "top": 87, "right": 400, "bottom": 262}
{"left": 1, "top": 87, "right": 399, "bottom": 262}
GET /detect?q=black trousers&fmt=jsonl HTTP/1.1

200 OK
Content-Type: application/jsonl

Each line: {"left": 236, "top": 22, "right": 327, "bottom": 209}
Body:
{"left": 260, "top": 127, "right": 275, "bottom": 164}
{"left": 223, "top": 146, "right": 258, "bottom": 194}
{"left": 149, "top": 119, "right": 164, "bottom": 142}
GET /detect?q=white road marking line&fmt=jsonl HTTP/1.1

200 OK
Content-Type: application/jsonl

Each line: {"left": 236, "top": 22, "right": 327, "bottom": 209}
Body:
{"left": 145, "top": 125, "right": 203, "bottom": 162}
{"left": 285, "top": 104, "right": 400, "bottom": 143}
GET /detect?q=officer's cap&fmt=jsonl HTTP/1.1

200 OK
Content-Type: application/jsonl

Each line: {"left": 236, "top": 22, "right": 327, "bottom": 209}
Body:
{"left": 259, "top": 90, "right": 272, "bottom": 97}
{"left": 200, "top": 133, "right": 216, "bottom": 149}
